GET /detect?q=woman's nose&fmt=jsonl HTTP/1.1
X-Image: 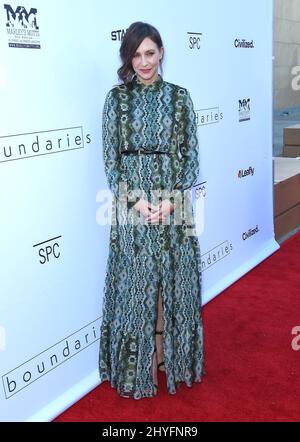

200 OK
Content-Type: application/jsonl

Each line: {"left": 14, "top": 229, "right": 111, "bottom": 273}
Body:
{"left": 141, "top": 55, "right": 148, "bottom": 66}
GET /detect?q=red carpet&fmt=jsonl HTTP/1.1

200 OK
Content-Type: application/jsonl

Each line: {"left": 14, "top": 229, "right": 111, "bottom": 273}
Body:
{"left": 54, "top": 232, "right": 300, "bottom": 422}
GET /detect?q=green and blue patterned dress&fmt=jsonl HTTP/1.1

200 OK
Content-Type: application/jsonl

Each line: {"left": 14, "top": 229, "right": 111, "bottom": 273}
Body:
{"left": 98, "top": 74, "right": 205, "bottom": 399}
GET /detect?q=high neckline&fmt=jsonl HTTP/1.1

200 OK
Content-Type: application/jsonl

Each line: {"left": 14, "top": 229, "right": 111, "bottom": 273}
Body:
{"left": 133, "top": 73, "right": 163, "bottom": 91}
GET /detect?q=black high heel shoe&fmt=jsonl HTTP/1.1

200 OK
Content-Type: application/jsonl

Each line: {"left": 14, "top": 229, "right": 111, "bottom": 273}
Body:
{"left": 155, "top": 330, "right": 165, "bottom": 371}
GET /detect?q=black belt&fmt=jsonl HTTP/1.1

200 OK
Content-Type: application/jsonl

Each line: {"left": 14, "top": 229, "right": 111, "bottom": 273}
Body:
{"left": 120, "top": 149, "right": 176, "bottom": 156}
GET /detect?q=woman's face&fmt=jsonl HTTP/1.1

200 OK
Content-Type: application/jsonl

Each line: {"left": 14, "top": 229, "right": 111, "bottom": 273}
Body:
{"left": 132, "top": 37, "right": 163, "bottom": 85}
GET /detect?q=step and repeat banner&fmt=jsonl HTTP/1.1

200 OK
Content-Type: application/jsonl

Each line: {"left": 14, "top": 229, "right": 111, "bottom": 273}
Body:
{"left": 0, "top": 0, "right": 277, "bottom": 421}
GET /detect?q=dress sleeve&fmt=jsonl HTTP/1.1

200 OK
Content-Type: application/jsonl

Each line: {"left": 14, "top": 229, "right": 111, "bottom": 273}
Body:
{"left": 173, "top": 89, "right": 200, "bottom": 194}
{"left": 102, "top": 89, "right": 140, "bottom": 209}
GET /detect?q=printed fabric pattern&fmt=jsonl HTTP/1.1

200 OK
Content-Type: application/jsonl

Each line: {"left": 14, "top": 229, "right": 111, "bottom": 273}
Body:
{"left": 98, "top": 74, "right": 205, "bottom": 399}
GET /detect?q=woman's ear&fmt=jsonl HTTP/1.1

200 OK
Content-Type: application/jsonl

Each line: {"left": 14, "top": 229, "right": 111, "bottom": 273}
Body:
{"left": 159, "top": 46, "right": 164, "bottom": 61}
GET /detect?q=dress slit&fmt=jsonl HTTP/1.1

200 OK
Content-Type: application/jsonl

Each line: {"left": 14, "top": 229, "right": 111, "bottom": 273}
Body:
{"left": 151, "top": 282, "right": 165, "bottom": 389}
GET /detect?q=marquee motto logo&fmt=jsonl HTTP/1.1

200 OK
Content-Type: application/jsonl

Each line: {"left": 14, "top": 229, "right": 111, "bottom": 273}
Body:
{"left": 4, "top": 4, "right": 41, "bottom": 48}
{"left": 239, "top": 98, "right": 251, "bottom": 122}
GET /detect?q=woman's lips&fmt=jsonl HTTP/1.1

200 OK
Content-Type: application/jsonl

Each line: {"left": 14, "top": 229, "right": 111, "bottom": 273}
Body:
{"left": 140, "top": 69, "right": 151, "bottom": 73}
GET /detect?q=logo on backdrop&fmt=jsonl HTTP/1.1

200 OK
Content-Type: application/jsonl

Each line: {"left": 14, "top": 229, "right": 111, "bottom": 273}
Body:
{"left": 234, "top": 38, "right": 254, "bottom": 49}
{"left": 111, "top": 28, "right": 128, "bottom": 41}
{"left": 238, "top": 166, "right": 255, "bottom": 179}
{"left": 239, "top": 98, "right": 251, "bottom": 122}
{"left": 33, "top": 236, "right": 61, "bottom": 264}
{"left": 187, "top": 32, "right": 202, "bottom": 50}
{"left": 4, "top": 4, "right": 41, "bottom": 49}
{"left": 201, "top": 240, "right": 234, "bottom": 271}
{"left": 194, "top": 180, "right": 207, "bottom": 237}
{"left": 0, "top": 127, "right": 91, "bottom": 163}
{"left": 1, "top": 319, "right": 101, "bottom": 398}
{"left": 195, "top": 107, "right": 224, "bottom": 126}
{"left": 242, "top": 225, "right": 260, "bottom": 241}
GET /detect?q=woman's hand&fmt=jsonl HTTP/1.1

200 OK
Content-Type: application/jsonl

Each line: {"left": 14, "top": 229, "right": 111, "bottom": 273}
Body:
{"left": 132, "top": 199, "right": 159, "bottom": 218}
{"left": 145, "top": 199, "right": 174, "bottom": 224}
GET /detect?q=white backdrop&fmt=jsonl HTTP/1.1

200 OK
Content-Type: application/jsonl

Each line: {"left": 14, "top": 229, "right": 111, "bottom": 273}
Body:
{"left": 0, "top": 0, "right": 277, "bottom": 421}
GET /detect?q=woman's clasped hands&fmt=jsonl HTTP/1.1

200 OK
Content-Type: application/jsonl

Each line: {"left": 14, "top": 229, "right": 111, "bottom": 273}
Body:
{"left": 133, "top": 198, "right": 174, "bottom": 224}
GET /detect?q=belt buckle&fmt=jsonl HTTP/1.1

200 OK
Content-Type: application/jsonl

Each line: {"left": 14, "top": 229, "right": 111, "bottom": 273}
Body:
{"left": 138, "top": 148, "right": 144, "bottom": 155}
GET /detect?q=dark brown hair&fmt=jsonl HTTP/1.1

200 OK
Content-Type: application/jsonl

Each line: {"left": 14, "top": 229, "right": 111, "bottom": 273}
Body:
{"left": 118, "top": 21, "right": 164, "bottom": 89}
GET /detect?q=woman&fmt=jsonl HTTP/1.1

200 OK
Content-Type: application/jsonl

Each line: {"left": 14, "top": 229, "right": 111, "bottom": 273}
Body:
{"left": 98, "top": 21, "right": 205, "bottom": 399}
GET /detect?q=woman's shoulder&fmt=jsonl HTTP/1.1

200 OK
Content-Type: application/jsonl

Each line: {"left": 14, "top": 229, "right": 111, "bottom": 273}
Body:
{"left": 162, "top": 79, "right": 191, "bottom": 97}
{"left": 104, "top": 83, "right": 127, "bottom": 100}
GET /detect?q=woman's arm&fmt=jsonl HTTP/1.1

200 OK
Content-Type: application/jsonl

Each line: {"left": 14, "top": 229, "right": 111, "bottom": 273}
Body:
{"left": 173, "top": 89, "right": 200, "bottom": 193}
{"left": 102, "top": 89, "right": 123, "bottom": 199}
{"left": 102, "top": 89, "right": 140, "bottom": 209}
{"left": 147, "top": 89, "right": 199, "bottom": 224}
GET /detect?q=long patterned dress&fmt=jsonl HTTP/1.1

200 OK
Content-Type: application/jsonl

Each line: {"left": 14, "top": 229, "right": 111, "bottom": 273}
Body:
{"left": 98, "top": 74, "right": 205, "bottom": 399}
